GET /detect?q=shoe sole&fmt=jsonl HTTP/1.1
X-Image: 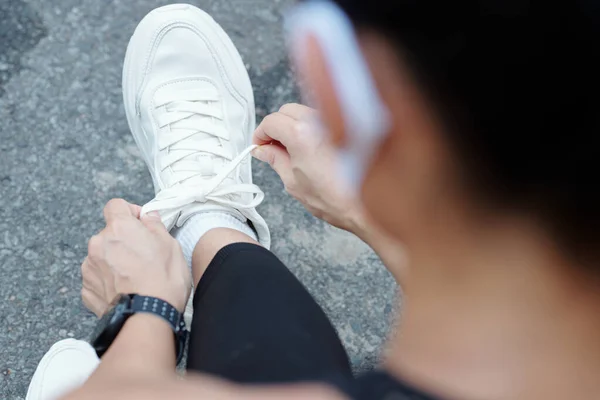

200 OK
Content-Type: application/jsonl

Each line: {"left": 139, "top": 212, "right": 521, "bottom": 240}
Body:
{"left": 122, "top": 3, "right": 257, "bottom": 194}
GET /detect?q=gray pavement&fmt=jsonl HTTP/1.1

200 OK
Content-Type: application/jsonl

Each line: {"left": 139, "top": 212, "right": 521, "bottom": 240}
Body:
{"left": 0, "top": 1, "right": 396, "bottom": 397}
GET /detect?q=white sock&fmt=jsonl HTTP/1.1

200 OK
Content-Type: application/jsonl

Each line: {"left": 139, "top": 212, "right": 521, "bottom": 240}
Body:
{"left": 173, "top": 212, "right": 258, "bottom": 267}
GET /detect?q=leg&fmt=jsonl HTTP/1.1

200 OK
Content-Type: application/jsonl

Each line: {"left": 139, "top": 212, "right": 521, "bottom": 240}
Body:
{"left": 121, "top": 3, "right": 351, "bottom": 385}
{"left": 187, "top": 229, "right": 353, "bottom": 384}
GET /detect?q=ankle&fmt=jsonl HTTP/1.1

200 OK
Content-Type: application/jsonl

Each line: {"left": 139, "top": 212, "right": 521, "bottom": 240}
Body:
{"left": 191, "top": 228, "right": 260, "bottom": 286}
{"left": 174, "top": 212, "right": 258, "bottom": 268}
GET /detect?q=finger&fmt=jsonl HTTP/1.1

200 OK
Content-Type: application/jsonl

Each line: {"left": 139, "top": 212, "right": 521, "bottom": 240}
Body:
{"left": 81, "top": 256, "right": 94, "bottom": 280}
{"left": 81, "top": 257, "right": 104, "bottom": 292}
{"left": 140, "top": 211, "right": 168, "bottom": 234}
{"left": 278, "top": 103, "right": 317, "bottom": 121}
{"left": 87, "top": 234, "right": 104, "bottom": 261}
{"left": 81, "top": 286, "right": 108, "bottom": 317}
{"left": 103, "top": 199, "right": 137, "bottom": 224}
{"left": 252, "top": 143, "right": 293, "bottom": 183}
{"left": 129, "top": 204, "right": 143, "bottom": 219}
{"left": 252, "top": 112, "right": 302, "bottom": 150}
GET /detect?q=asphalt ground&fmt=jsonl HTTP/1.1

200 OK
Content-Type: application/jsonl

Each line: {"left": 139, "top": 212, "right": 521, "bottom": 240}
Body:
{"left": 0, "top": 1, "right": 396, "bottom": 397}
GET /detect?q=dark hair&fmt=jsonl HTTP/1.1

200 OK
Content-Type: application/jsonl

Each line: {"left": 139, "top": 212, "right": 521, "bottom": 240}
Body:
{"left": 332, "top": 0, "right": 600, "bottom": 265}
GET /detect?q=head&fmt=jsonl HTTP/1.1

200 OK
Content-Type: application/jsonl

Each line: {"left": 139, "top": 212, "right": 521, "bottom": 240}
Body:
{"left": 291, "top": 1, "right": 600, "bottom": 274}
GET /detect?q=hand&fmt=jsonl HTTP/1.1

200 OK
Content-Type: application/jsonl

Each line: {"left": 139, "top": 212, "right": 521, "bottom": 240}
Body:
{"left": 252, "top": 103, "right": 362, "bottom": 232}
{"left": 81, "top": 199, "right": 191, "bottom": 316}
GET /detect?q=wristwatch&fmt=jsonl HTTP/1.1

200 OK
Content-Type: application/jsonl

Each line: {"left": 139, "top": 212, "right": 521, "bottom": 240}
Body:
{"left": 90, "top": 294, "right": 188, "bottom": 364}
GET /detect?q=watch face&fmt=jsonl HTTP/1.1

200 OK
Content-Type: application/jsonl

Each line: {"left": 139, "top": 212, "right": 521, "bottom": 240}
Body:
{"left": 90, "top": 294, "right": 132, "bottom": 358}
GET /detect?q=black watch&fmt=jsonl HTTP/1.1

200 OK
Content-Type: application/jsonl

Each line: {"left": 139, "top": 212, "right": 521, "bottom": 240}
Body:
{"left": 90, "top": 294, "right": 188, "bottom": 364}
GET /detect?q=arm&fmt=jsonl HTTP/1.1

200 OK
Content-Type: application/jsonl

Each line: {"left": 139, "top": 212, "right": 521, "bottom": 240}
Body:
{"left": 70, "top": 375, "right": 345, "bottom": 400}
{"left": 74, "top": 313, "right": 346, "bottom": 400}
{"left": 70, "top": 316, "right": 344, "bottom": 400}
{"left": 349, "top": 211, "right": 408, "bottom": 284}
{"left": 76, "top": 199, "right": 190, "bottom": 390}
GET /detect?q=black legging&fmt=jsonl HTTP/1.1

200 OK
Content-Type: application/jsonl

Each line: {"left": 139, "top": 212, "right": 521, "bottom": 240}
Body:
{"left": 187, "top": 243, "right": 436, "bottom": 400}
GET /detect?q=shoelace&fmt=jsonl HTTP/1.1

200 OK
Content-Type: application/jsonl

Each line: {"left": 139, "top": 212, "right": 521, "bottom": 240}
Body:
{"left": 141, "top": 88, "right": 264, "bottom": 222}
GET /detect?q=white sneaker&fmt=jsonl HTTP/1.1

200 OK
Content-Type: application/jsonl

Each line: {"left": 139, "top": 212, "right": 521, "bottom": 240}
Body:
{"left": 26, "top": 339, "right": 100, "bottom": 400}
{"left": 122, "top": 4, "right": 270, "bottom": 249}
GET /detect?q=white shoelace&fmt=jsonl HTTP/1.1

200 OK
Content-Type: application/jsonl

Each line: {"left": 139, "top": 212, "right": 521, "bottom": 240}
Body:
{"left": 141, "top": 87, "right": 263, "bottom": 223}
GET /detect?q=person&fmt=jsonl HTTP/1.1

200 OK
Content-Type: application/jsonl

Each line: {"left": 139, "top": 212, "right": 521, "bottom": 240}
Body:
{"left": 26, "top": 1, "right": 599, "bottom": 399}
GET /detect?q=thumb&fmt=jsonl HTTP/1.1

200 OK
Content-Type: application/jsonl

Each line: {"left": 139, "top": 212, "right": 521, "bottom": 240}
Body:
{"left": 252, "top": 144, "right": 292, "bottom": 183}
{"left": 140, "top": 211, "right": 168, "bottom": 233}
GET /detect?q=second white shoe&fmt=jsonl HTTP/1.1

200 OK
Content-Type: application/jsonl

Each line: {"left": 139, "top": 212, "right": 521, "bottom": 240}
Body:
{"left": 26, "top": 339, "right": 100, "bottom": 400}
{"left": 122, "top": 4, "right": 270, "bottom": 249}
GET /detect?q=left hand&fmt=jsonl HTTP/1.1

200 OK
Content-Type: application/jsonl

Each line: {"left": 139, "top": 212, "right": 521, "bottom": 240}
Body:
{"left": 81, "top": 199, "right": 191, "bottom": 317}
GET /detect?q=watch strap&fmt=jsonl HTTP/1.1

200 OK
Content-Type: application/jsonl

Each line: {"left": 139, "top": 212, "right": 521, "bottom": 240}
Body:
{"left": 130, "top": 295, "right": 184, "bottom": 332}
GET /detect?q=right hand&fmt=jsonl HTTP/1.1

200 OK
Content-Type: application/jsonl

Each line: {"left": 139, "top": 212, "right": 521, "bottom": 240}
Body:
{"left": 81, "top": 199, "right": 191, "bottom": 316}
{"left": 252, "top": 103, "right": 362, "bottom": 232}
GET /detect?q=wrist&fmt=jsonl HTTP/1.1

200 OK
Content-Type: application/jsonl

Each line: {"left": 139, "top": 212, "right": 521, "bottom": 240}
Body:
{"left": 125, "top": 312, "right": 174, "bottom": 335}
{"left": 126, "top": 296, "right": 188, "bottom": 365}
{"left": 98, "top": 313, "right": 178, "bottom": 376}
{"left": 346, "top": 207, "right": 371, "bottom": 239}
{"left": 136, "top": 289, "right": 189, "bottom": 314}
{"left": 91, "top": 294, "right": 188, "bottom": 367}
{"left": 347, "top": 213, "right": 409, "bottom": 284}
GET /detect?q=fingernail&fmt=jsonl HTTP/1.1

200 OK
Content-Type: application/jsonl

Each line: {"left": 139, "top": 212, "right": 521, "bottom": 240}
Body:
{"left": 144, "top": 211, "right": 161, "bottom": 219}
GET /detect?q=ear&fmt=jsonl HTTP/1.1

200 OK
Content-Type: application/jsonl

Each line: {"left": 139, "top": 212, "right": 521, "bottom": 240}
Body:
{"left": 302, "top": 35, "right": 347, "bottom": 147}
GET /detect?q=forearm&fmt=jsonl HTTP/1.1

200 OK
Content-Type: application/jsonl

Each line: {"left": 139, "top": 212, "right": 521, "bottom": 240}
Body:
{"left": 86, "top": 314, "right": 177, "bottom": 385}
{"left": 349, "top": 212, "right": 409, "bottom": 285}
